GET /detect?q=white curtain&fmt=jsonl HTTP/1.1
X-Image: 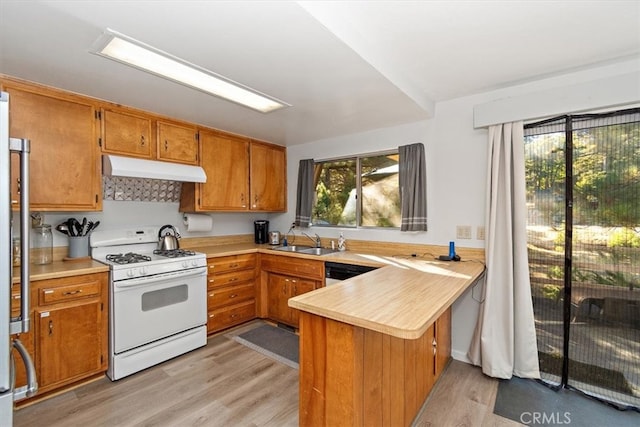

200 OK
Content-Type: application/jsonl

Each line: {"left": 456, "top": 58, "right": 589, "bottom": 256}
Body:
{"left": 468, "top": 121, "right": 540, "bottom": 379}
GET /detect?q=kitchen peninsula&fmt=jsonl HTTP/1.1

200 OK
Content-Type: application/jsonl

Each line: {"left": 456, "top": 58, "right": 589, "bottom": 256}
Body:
{"left": 288, "top": 258, "right": 485, "bottom": 426}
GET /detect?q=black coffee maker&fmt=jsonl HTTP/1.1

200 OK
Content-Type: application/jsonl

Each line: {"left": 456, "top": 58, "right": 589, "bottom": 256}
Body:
{"left": 254, "top": 220, "right": 269, "bottom": 244}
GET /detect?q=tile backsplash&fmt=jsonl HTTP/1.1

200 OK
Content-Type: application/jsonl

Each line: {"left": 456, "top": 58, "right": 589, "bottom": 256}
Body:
{"left": 103, "top": 176, "right": 182, "bottom": 202}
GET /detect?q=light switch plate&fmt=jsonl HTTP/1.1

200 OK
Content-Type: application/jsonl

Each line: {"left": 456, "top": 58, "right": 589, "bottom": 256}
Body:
{"left": 456, "top": 225, "right": 472, "bottom": 239}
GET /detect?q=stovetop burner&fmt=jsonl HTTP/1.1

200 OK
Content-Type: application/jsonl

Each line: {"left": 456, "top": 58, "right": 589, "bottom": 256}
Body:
{"left": 106, "top": 252, "right": 153, "bottom": 265}
{"left": 153, "top": 249, "right": 197, "bottom": 258}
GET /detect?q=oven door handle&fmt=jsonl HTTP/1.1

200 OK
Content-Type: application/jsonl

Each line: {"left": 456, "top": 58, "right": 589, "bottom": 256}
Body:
{"left": 115, "top": 267, "right": 207, "bottom": 288}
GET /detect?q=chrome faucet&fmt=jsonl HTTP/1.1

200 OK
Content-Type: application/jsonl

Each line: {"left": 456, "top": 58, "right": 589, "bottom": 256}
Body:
{"left": 302, "top": 232, "right": 322, "bottom": 248}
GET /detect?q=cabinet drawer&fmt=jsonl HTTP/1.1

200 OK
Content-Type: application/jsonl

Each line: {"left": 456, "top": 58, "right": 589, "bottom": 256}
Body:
{"left": 208, "top": 269, "right": 255, "bottom": 289}
{"left": 207, "top": 299, "right": 256, "bottom": 333}
{"left": 208, "top": 282, "right": 255, "bottom": 308}
{"left": 260, "top": 254, "right": 324, "bottom": 280}
{"left": 208, "top": 254, "right": 256, "bottom": 274}
{"left": 39, "top": 281, "right": 100, "bottom": 305}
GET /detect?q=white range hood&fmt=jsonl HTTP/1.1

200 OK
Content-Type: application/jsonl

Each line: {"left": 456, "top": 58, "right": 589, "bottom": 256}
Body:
{"left": 102, "top": 155, "right": 206, "bottom": 183}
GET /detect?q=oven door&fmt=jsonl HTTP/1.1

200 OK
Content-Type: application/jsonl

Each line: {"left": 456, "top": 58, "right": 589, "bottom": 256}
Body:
{"left": 112, "top": 267, "right": 207, "bottom": 354}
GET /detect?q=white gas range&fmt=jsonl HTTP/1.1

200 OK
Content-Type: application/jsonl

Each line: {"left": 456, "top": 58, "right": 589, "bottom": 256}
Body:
{"left": 90, "top": 227, "right": 207, "bottom": 381}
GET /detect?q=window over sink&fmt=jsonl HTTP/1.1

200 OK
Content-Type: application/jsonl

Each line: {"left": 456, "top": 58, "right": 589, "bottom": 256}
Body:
{"left": 312, "top": 151, "right": 400, "bottom": 228}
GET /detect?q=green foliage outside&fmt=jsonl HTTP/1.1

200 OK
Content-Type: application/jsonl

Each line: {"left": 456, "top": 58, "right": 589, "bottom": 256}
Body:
{"left": 312, "top": 154, "right": 400, "bottom": 227}
{"left": 525, "top": 122, "right": 640, "bottom": 227}
{"left": 608, "top": 227, "right": 640, "bottom": 248}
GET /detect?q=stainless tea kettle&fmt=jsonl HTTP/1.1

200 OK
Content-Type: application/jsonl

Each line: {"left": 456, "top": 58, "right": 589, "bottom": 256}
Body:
{"left": 158, "top": 225, "right": 181, "bottom": 250}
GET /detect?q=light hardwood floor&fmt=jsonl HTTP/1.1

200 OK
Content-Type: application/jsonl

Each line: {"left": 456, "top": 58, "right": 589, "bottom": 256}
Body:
{"left": 14, "top": 322, "right": 522, "bottom": 427}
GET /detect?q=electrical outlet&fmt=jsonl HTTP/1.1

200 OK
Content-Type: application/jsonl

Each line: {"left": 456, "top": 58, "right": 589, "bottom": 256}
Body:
{"left": 456, "top": 225, "right": 472, "bottom": 239}
{"left": 476, "top": 226, "right": 485, "bottom": 240}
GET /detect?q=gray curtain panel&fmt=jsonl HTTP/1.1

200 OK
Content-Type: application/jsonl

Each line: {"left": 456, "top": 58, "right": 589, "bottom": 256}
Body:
{"left": 399, "top": 143, "right": 427, "bottom": 231}
{"left": 295, "top": 159, "right": 315, "bottom": 227}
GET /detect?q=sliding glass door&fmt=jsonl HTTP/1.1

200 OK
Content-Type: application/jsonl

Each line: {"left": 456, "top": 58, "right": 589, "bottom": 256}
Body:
{"left": 524, "top": 108, "right": 640, "bottom": 408}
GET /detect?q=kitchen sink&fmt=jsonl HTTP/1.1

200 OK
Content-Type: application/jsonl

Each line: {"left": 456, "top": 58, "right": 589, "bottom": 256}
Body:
{"left": 298, "top": 247, "right": 339, "bottom": 256}
{"left": 271, "top": 245, "right": 339, "bottom": 256}
{"left": 271, "top": 245, "right": 313, "bottom": 252}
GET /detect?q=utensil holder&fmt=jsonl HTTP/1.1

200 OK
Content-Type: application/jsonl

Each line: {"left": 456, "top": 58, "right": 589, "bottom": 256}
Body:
{"left": 68, "top": 236, "right": 89, "bottom": 258}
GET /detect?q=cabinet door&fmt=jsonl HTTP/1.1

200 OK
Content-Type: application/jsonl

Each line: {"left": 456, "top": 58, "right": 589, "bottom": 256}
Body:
{"left": 267, "top": 274, "right": 291, "bottom": 325}
{"left": 198, "top": 130, "right": 250, "bottom": 210}
{"left": 157, "top": 121, "right": 198, "bottom": 165}
{"left": 3, "top": 82, "right": 101, "bottom": 211}
{"left": 289, "top": 278, "right": 317, "bottom": 327}
{"left": 101, "top": 108, "right": 153, "bottom": 158}
{"left": 36, "top": 299, "right": 104, "bottom": 389}
{"left": 434, "top": 307, "right": 451, "bottom": 380}
{"left": 249, "top": 142, "right": 286, "bottom": 211}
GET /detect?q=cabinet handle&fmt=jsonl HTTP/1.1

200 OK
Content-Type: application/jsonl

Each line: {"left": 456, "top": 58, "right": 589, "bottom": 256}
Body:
{"left": 209, "top": 292, "right": 215, "bottom": 297}
{"left": 230, "top": 314, "right": 238, "bottom": 318}
{"left": 241, "top": 193, "right": 246, "bottom": 208}
{"left": 16, "top": 178, "right": 21, "bottom": 194}
{"left": 165, "top": 140, "right": 168, "bottom": 150}
{"left": 140, "top": 135, "right": 146, "bottom": 146}
{"left": 209, "top": 314, "right": 215, "bottom": 318}
{"left": 228, "top": 278, "right": 237, "bottom": 283}
{"left": 432, "top": 338, "right": 437, "bottom": 356}
{"left": 229, "top": 294, "right": 238, "bottom": 298}
{"left": 230, "top": 263, "right": 239, "bottom": 268}
{"left": 253, "top": 194, "right": 258, "bottom": 208}
{"left": 63, "top": 290, "right": 81, "bottom": 296}
{"left": 49, "top": 320, "right": 53, "bottom": 336}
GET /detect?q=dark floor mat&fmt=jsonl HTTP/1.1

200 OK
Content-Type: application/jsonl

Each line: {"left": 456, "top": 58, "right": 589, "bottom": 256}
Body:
{"left": 494, "top": 376, "right": 639, "bottom": 426}
{"left": 233, "top": 324, "right": 299, "bottom": 369}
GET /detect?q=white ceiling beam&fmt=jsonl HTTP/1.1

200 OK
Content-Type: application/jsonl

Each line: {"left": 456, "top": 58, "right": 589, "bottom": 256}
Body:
{"left": 299, "top": 1, "right": 436, "bottom": 118}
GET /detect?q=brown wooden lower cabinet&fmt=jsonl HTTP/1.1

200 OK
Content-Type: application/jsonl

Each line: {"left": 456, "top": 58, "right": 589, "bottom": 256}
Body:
{"left": 267, "top": 273, "right": 316, "bottom": 327}
{"left": 36, "top": 299, "right": 104, "bottom": 389}
{"left": 12, "top": 272, "right": 108, "bottom": 402}
{"left": 298, "top": 307, "right": 452, "bottom": 426}
{"left": 259, "top": 254, "right": 324, "bottom": 328}
{"left": 206, "top": 254, "right": 257, "bottom": 334}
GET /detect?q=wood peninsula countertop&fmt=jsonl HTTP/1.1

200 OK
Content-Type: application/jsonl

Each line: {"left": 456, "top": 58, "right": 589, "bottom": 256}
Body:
{"left": 288, "top": 257, "right": 485, "bottom": 339}
{"left": 185, "top": 239, "right": 485, "bottom": 339}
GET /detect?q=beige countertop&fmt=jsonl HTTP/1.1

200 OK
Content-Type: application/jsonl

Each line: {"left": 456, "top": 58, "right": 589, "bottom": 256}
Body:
{"left": 288, "top": 258, "right": 485, "bottom": 339}
{"left": 189, "top": 242, "right": 402, "bottom": 268}
{"left": 12, "top": 258, "right": 109, "bottom": 284}
{"left": 14, "top": 240, "right": 484, "bottom": 340}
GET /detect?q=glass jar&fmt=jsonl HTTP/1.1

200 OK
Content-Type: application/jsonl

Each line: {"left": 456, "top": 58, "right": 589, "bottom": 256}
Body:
{"left": 32, "top": 224, "right": 53, "bottom": 265}
{"left": 12, "top": 237, "right": 21, "bottom": 267}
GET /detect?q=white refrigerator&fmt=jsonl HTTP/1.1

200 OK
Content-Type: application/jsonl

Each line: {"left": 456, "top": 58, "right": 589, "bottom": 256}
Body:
{"left": 0, "top": 91, "right": 37, "bottom": 426}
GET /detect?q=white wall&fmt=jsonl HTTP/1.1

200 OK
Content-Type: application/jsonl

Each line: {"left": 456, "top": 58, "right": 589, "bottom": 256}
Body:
{"left": 22, "top": 201, "right": 272, "bottom": 248}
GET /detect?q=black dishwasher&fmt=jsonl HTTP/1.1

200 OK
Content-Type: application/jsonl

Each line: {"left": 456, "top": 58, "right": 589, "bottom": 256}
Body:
{"left": 325, "top": 261, "right": 378, "bottom": 285}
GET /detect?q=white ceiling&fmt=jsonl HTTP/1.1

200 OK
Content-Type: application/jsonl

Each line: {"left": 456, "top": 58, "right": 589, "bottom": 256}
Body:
{"left": 1, "top": 1, "right": 639, "bottom": 146}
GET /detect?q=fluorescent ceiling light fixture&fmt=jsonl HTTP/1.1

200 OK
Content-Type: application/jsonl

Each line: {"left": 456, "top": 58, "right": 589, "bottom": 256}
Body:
{"left": 91, "top": 29, "right": 290, "bottom": 113}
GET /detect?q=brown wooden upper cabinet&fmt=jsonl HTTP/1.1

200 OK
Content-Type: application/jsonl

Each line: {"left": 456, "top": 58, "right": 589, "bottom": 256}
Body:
{"left": 157, "top": 120, "right": 199, "bottom": 165}
{"left": 2, "top": 78, "right": 101, "bottom": 211}
{"left": 180, "top": 132, "right": 286, "bottom": 212}
{"left": 249, "top": 141, "right": 286, "bottom": 211}
{"left": 100, "top": 107, "right": 153, "bottom": 159}
{"left": 196, "top": 129, "right": 250, "bottom": 210}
